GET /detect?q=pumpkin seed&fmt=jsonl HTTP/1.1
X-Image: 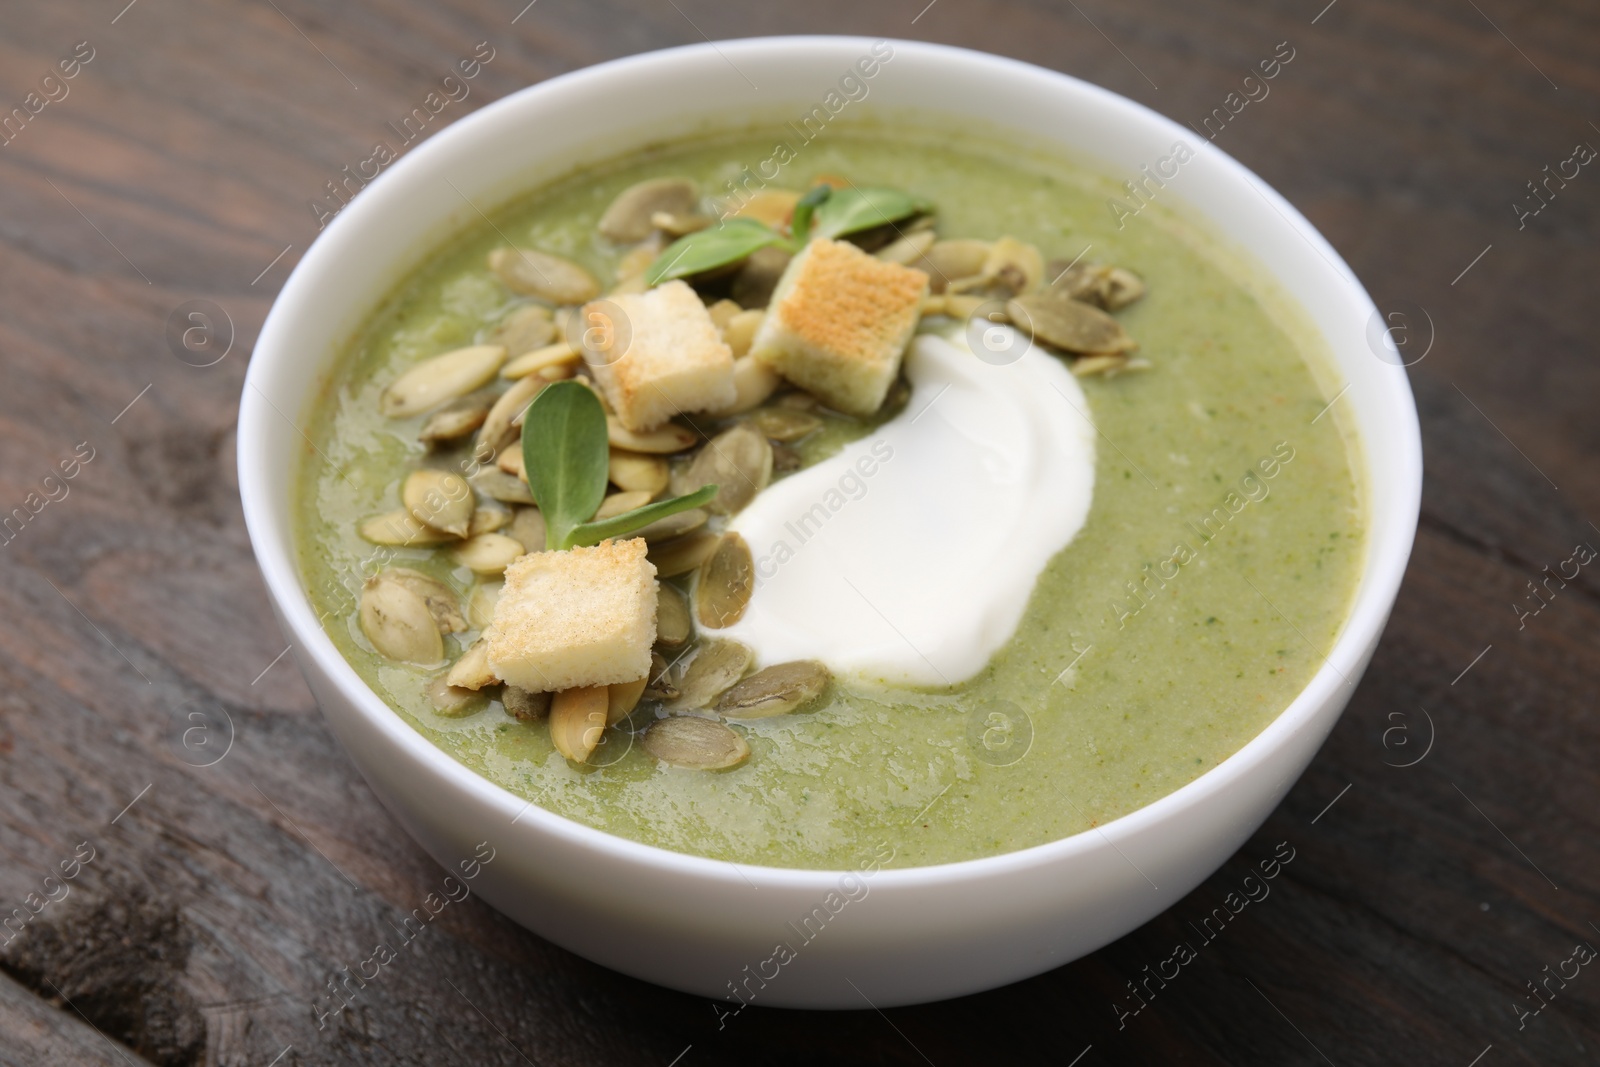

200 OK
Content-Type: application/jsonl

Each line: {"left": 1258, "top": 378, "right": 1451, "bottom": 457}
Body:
{"left": 610, "top": 271, "right": 653, "bottom": 297}
{"left": 706, "top": 298, "right": 742, "bottom": 332}
{"left": 949, "top": 237, "right": 1043, "bottom": 297}
{"left": 650, "top": 210, "right": 713, "bottom": 237}
{"left": 466, "top": 582, "right": 501, "bottom": 630}
{"left": 504, "top": 685, "right": 551, "bottom": 723}
{"left": 941, "top": 294, "right": 986, "bottom": 320}
{"left": 913, "top": 238, "right": 990, "bottom": 292}
{"left": 730, "top": 246, "right": 792, "bottom": 308}
{"left": 609, "top": 448, "right": 670, "bottom": 494}
{"left": 775, "top": 390, "right": 819, "bottom": 412}
{"left": 615, "top": 241, "right": 661, "bottom": 282}
{"left": 722, "top": 309, "right": 765, "bottom": 358}
{"left": 489, "top": 304, "right": 556, "bottom": 358}
{"left": 771, "top": 441, "right": 801, "bottom": 474}
{"left": 403, "top": 469, "right": 475, "bottom": 538}
{"left": 508, "top": 507, "right": 547, "bottom": 554}
{"left": 384, "top": 568, "right": 467, "bottom": 634}
{"left": 452, "top": 533, "right": 525, "bottom": 576}
{"left": 634, "top": 507, "right": 707, "bottom": 542}
{"left": 359, "top": 509, "right": 458, "bottom": 546}
{"left": 1045, "top": 261, "right": 1087, "bottom": 296}
{"left": 666, "top": 637, "right": 753, "bottom": 710}
{"left": 477, "top": 375, "right": 543, "bottom": 459}
{"left": 611, "top": 272, "right": 650, "bottom": 298}
{"left": 704, "top": 354, "right": 780, "bottom": 417}
{"left": 1098, "top": 266, "right": 1147, "bottom": 311}
{"left": 656, "top": 584, "right": 692, "bottom": 647}
{"left": 1006, "top": 290, "right": 1136, "bottom": 354}
{"left": 468, "top": 468, "right": 535, "bottom": 505}
{"left": 468, "top": 501, "right": 511, "bottom": 536}
{"left": 647, "top": 530, "right": 720, "bottom": 578}
{"left": 549, "top": 685, "right": 609, "bottom": 762}
{"left": 418, "top": 391, "right": 494, "bottom": 446}
{"left": 446, "top": 637, "right": 497, "bottom": 689}
{"left": 607, "top": 677, "right": 648, "bottom": 724}
{"left": 1071, "top": 354, "right": 1132, "bottom": 377}
{"left": 427, "top": 675, "right": 486, "bottom": 717}
{"left": 594, "top": 489, "right": 654, "bottom": 522}
{"left": 487, "top": 247, "right": 600, "bottom": 305}
{"left": 607, "top": 417, "right": 697, "bottom": 454}
{"left": 748, "top": 408, "right": 822, "bottom": 442}
{"left": 643, "top": 715, "right": 750, "bottom": 770}
{"left": 360, "top": 576, "right": 444, "bottom": 664}
{"left": 502, "top": 341, "right": 578, "bottom": 380}
{"left": 476, "top": 427, "right": 519, "bottom": 470}
{"left": 1047, "top": 261, "right": 1146, "bottom": 311}
{"left": 984, "top": 237, "right": 1045, "bottom": 295}
{"left": 380, "top": 344, "right": 507, "bottom": 418}
{"left": 598, "top": 178, "right": 699, "bottom": 243}
{"left": 876, "top": 229, "right": 936, "bottom": 265}
{"left": 643, "top": 651, "right": 679, "bottom": 701}
{"left": 680, "top": 425, "right": 772, "bottom": 514}
{"left": 716, "top": 660, "right": 830, "bottom": 719}
{"left": 496, "top": 447, "right": 526, "bottom": 479}
{"left": 732, "top": 188, "right": 800, "bottom": 230}
{"left": 695, "top": 532, "right": 754, "bottom": 629}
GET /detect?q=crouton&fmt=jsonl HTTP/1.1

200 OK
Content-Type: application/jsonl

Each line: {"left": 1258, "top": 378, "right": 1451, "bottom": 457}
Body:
{"left": 579, "top": 280, "right": 735, "bottom": 432}
{"left": 749, "top": 237, "right": 929, "bottom": 416}
{"left": 486, "top": 538, "right": 658, "bottom": 693}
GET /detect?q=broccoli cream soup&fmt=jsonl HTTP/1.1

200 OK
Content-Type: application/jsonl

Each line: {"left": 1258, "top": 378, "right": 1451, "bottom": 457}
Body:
{"left": 296, "top": 125, "right": 1362, "bottom": 869}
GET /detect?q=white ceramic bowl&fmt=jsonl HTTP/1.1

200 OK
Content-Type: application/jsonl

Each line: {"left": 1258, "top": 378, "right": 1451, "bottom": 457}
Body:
{"left": 239, "top": 36, "right": 1420, "bottom": 1008}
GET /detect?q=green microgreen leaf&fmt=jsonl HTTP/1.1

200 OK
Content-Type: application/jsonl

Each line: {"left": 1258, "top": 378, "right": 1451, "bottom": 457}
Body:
{"left": 563, "top": 483, "right": 719, "bottom": 550}
{"left": 787, "top": 184, "right": 833, "bottom": 244}
{"left": 645, "top": 218, "right": 785, "bottom": 285}
{"left": 519, "top": 380, "right": 610, "bottom": 550}
{"left": 518, "top": 382, "right": 721, "bottom": 553}
{"left": 811, "top": 186, "right": 930, "bottom": 240}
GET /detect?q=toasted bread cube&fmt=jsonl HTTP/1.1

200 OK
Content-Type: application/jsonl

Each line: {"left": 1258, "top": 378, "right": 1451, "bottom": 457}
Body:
{"left": 580, "top": 280, "right": 736, "bottom": 432}
{"left": 749, "top": 238, "right": 929, "bottom": 416}
{"left": 486, "top": 539, "right": 657, "bottom": 693}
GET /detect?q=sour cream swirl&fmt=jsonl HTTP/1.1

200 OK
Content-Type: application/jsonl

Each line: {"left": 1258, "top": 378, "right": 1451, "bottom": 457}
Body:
{"left": 719, "top": 329, "right": 1097, "bottom": 687}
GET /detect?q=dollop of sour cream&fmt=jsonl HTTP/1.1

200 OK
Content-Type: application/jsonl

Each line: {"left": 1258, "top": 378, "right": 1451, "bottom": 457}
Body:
{"left": 718, "top": 329, "right": 1097, "bottom": 687}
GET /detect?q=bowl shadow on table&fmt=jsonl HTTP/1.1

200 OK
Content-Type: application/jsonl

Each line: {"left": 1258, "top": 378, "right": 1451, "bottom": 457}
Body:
{"left": 532, "top": 814, "right": 1344, "bottom": 1066}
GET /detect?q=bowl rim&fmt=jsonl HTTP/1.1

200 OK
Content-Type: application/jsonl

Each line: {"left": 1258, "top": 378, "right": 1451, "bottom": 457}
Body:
{"left": 239, "top": 34, "right": 1421, "bottom": 892}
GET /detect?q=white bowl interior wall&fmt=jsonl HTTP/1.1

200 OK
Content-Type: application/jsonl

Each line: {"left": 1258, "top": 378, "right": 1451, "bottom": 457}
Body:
{"left": 239, "top": 37, "right": 1419, "bottom": 1007}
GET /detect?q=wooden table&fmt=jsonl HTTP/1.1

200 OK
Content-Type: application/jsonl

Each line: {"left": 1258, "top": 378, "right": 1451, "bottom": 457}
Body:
{"left": 1, "top": 1, "right": 1595, "bottom": 1063}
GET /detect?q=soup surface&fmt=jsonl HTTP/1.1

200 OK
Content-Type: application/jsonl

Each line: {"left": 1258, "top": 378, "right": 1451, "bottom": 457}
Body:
{"left": 296, "top": 125, "right": 1363, "bottom": 869}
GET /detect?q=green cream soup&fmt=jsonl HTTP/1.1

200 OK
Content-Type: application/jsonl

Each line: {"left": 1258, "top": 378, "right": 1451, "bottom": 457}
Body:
{"left": 297, "top": 126, "right": 1362, "bottom": 869}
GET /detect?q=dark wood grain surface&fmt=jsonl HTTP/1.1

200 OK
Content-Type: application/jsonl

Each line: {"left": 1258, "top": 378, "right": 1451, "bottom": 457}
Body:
{"left": 2, "top": 1, "right": 1596, "bottom": 1064}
